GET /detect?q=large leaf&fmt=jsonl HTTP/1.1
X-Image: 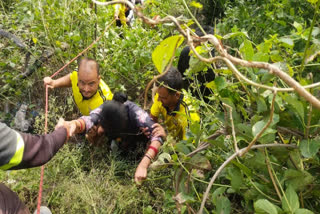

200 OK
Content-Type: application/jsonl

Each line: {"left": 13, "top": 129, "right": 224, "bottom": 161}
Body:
{"left": 282, "top": 186, "right": 300, "bottom": 213}
{"left": 189, "top": 154, "right": 212, "bottom": 170}
{"left": 152, "top": 35, "right": 184, "bottom": 73}
{"left": 212, "top": 187, "right": 227, "bottom": 205}
{"left": 257, "top": 96, "right": 268, "bottom": 113}
{"left": 284, "top": 95, "right": 305, "bottom": 124}
{"left": 254, "top": 199, "right": 278, "bottom": 214}
{"left": 214, "top": 76, "right": 228, "bottom": 91}
{"left": 299, "top": 139, "right": 320, "bottom": 158}
{"left": 228, "top": 167, "right": 243, "bottom": 192}
{"left": 252, "top": 120, "right": 277, "bottom": 137}
{"left": 279, "top": 37, "right": 294, "bottom": 48}
{"left": 283, "top": 169, "right": 314, "bottom": 191}
{"left": 216, "top": 196, "right": 231, "bottom": 214}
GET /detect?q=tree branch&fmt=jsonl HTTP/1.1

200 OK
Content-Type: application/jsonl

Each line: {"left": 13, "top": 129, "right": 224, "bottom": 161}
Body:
{"left": 222, "top": 103, "right": 238, "bottom": 152}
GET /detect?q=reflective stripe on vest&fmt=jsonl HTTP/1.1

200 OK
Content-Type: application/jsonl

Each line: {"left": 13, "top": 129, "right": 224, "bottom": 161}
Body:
{"left": 0, "top": 132, "right": 25, "bottom": 170}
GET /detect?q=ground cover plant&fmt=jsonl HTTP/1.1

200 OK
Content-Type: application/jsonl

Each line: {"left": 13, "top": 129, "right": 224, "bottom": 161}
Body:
{"left": 1, "top": 0, "right": 320, "bottom": 213}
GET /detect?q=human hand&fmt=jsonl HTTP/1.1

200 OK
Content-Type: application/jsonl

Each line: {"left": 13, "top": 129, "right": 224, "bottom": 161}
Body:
{"left": 134, "top": 163, "right": 148, "bottom": 185}
{"left": 43, "top": 77, "right": 55, "bottom": 89}
{"left": 151, "top": 123, "right": 166, "bottom": 140}
{"left": 86, "top": 125, "right": 103, "bottom": 145}
{"left": 55, "top": 118, "right": 77, "bottom": 138}
{"left": 140, "top": 126, "right": 151, "bottom": 137}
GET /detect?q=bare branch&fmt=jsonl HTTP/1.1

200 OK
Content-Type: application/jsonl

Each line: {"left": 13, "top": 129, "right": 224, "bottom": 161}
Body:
{"left": 265, "top": 150, "right": 282, "bottom": 201}
{"left": 222, "top": 103, "right": 238, "bottom": 152}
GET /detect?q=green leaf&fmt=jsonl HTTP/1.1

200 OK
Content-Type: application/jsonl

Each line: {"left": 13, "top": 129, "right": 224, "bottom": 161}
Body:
{"left": 189, "top": 154, "right": 212, "bottom": 170}
{"left": 223, "top": 32, "right": 249, "bottom": 40}
{"left": 214, "top": 76, "right": 227, "bottom": 91}
{"left": 254, "top": 199, "right": 278, "bottom": 214}
{"left": 216, "top": 196, "right": 231, "bottom": 214}
{"left": 240, "top": 39, "right": 254, "bottom": 61}
{"left": 152, "top": 35, "right": 184, "bottom": 73}
{"left": 231, "top": 160, "right": 253, "bottom": 177}
{"left": 252, "top": 52, "right": 269, "bottom": 62}
{"left": 252, "top": 120, "right": 267, "bottom": 136}
{"left": 299, "top": 139, "right": 320, "bottom": 158}
{"left": 236, "top": 123, "right": 253, "bottom": 141}
{"left": 293, "top": 22, "right": 303, "bottom": 33}
{"left": 294, "top": 208, "right": 314, "bottom": 214}
{"left": 257, "top": 96, "right": 268, "bottom": 113}
{"left": 279, "top": 37, "right": 294, "bottom": 48}
{"left": 307, "top": 0, "right": 318, "bottom": 4}
{"left": 257, "top": 41, "right": 272, "bottom": 53}
{"left": 175, "top": 142, "right": 191, "bottom": 154}
{"left": 282, "top": 186, "right": 299, "bottom": 213}
{"left": 228, "top": 167, "right": 243, "bottom": 192}
{"left": 284, "top": 96, "right": 305, "bottom": 124}
{"left": 283, "top": 169, "right": 314, "bottom": 192}
{"left": 212, "top": 187, "right": 227, "bottom": 205}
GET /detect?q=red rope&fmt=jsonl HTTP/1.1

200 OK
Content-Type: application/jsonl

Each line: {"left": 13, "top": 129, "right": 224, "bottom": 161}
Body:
{"left": 36, "top": 19, "right": 115, "bottom": 214}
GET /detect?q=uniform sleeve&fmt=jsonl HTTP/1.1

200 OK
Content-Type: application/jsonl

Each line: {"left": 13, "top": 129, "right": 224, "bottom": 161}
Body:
{"left": 150, "top": 93, "right": 161, "bottom": 118}
{"left": 0, "top": 122, "right": 67, "bottom": 170}
{"left": 11, "top": 127, "right": 67, "bottom": 170}
{"left": 80, "top": 105, "right": 103, "bottom": 132}
{"left": 69, "top": 71, "right": 77, "bottom": 83}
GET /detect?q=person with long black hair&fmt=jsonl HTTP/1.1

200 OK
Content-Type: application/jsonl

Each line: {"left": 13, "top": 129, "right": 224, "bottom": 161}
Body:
{"left": 65, "top": 92, "right": 166, "bottom": 184}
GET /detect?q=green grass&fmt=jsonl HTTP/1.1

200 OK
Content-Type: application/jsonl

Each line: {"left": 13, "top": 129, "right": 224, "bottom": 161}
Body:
{"left": 2, "top": 141, "right": 175, "bottom": 213}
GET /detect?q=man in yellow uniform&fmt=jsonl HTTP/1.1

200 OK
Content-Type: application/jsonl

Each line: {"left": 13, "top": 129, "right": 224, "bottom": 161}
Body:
{"left": 43, "top": 58, "right": 113, "bottom": 115}
{"left": 150, "top": 67, "right": 199, "bottom": 141}
{"left": 113, "top": 0, "right": 135, "bottom": 27}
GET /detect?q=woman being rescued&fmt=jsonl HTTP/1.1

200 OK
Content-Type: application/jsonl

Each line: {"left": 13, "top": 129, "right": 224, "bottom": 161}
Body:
{"left": 65, "top": 92, "right": 166, "bottom": 184}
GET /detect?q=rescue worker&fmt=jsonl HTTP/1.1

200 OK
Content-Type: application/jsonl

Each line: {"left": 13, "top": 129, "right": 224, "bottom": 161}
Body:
{"left": 43, "top": 57, "right": 113, "bottom": 116}
{"left": 150, "top": 67, "right": 200, "bottom": 141}
{"left": 0, "top": 119, "right": 72, "bottom": 214}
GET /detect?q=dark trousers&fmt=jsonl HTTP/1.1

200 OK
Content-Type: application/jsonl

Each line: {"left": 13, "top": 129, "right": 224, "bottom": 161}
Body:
{"left": 0, "top": 183, "right": 30, "bottom": 214}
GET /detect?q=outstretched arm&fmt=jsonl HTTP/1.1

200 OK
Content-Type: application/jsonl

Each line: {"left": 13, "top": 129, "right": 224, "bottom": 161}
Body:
{"left": 134, "top": 123, "right": 166, "bottom": 184}
{"left": 43, "top": 73, "right": 71, "bottom": 89}
{"left": 134, "top": 140, "right": 161, "bottom": 184}
{"left": 0, "top": 121, "right": 69, "bottom": 170}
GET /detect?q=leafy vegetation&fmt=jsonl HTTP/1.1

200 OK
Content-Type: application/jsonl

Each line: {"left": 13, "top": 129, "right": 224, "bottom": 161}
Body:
{"left": 1, "top": 0, "right": 320, "bottom": 213}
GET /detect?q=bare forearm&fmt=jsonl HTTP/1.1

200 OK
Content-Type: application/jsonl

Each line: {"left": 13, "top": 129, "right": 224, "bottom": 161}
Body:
{"left": 53, "top": 74, "right": 71, "bottom": 88}
{"left": 140, "top": 141, "right": 161, "bottom": 167}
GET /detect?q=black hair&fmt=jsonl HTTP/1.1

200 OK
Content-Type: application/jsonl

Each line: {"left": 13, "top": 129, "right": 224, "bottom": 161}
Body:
{"left": 157, "top": 67, "right": 183, "bottom": 94}
{"left": 112, "top": 92, "right": 128, "bottom": 104}
{"left": 100, "top": 100, "right": 128, "bottom": 139}
{"left": 78, "top": 57, "right": 100, "bottom": 75}
{"left": 195, "top": 25, "right": 214, "bottom": 37}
